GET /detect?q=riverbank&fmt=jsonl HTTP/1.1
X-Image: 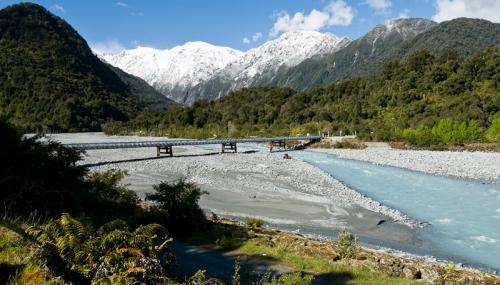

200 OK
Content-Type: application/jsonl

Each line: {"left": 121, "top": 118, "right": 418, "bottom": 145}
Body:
{"left": 46, "top": 133, "right": 500, "bottom": 273}
{"left": 311, "top": 143, "right": 500, "bottom": 181}
{"left": 190, "top": 217, "right": 500, "bottom": 284}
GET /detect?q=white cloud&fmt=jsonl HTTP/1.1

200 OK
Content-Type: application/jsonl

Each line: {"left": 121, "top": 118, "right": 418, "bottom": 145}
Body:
{"left": 326, "top": 0, "right": 355, "bottom": 25}
{"left": 115, "top": 2, "right": 129, "bottom": 8}
{"left": 433, "top": 0, "right": 500, "bottom": 23}
{"left": 90, "top": 40, "right": 126, "bottom": 55}
{"left": 51, "top": 4, "right": 65, "bottom": 13}
{"left": 269, "top": 0, "right": 354, "bottom": 36}
{"left": 252, "top": 32, "right": 263, "bottom": 42}
{"left": 398, "top": 9, "right": 410, "bottom": 19}
{"left": 242, "top": 37, "right": 251, "bottom": 44}
{"left": 364, "top": 0, "right": 392, "bottom": 14}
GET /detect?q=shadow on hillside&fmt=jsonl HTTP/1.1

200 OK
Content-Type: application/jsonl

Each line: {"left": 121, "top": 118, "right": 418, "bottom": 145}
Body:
{"left": 168, "top": 241, "right": 284, "bottom": 284}
{"left": 0, "top": 263, "right": 23, "bottom": 285}
{"left": 314, "top": 271, "right": 356, "bottom": 285}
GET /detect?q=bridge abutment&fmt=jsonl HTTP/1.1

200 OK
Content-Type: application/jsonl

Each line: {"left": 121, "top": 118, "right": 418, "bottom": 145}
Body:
{"left": 268, "top": 140, "right": 286, "bottom": 152}
{"left": 156, "top": 145, "right": 173, "bottom": 157}
{"left": 221, "top": 142, "right": 237, "bottom": 153}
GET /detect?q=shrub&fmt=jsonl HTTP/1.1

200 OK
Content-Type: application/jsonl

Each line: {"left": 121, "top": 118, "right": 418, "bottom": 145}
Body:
{"left": 334, "top": 138, "right": 367, "bottom": 149}
{"left": 244, "top": 217, "right": 265, "bottom": 228}
{"left": 399, "top": 119, "right": 483, "bottom": 146}
{"left": 26, "top": 213, "right": 172, "bottom": 284}
{"left": 486, "top": 117, "right": 500, "bottom": 143}
{"left": 0, "top": 118, "right": 87, "bottom": 217}
{"left": 146, "top": 179, "right": 208, "bottom": 234}
{"left": 334, "top": 229, "right": 358, "bottom": 259}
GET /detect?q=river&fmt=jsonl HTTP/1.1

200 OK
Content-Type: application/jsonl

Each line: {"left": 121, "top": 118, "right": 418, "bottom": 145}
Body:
{"left": 200, "top": 143, "right": 500, "bottom": 271}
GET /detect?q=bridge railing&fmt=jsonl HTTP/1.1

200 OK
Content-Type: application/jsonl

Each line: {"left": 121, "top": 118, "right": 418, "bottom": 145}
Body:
{"left": 63, "top": 136, "right": 322, "bottom": 150}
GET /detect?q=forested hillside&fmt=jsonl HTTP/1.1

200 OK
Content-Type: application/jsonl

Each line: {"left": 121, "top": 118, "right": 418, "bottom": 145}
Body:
{"left": 105, "top": 46, "right": 500, "bottom": 143}
{"left": 267, "top": 18, "right": 500, "bottom": 91}
{"left": 0, "top": 3, "right": 153, "bottom": 132}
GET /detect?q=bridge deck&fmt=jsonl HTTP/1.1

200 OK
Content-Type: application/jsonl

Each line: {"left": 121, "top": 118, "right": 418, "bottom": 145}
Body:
{"left": 63, "top": 136, "right": 321, "bottom": 150}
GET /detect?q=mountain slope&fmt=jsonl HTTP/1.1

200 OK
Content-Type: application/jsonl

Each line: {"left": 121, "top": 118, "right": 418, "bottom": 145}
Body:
{"left": 268, "top": 18, "right": 437, "bottom": 90}
{"left": 271, "top": 18, "right": 500, "bottom": 91}
{"left": 106, "top": 64, "right": 176, "bottom": 111}
{"left": 100, "top": 42, "right": 243, "bottom": 103}
{"left": 0, "top": 3, "right": 146, "bottom": 131}
{"left": 397, "top": 18, "right": 500, "bottom": 58}
{"left": 111, "top": 45, "right": 500, "bottom": 141}
{"left": 188, "top": 30, "right": 351, "bottom": 103}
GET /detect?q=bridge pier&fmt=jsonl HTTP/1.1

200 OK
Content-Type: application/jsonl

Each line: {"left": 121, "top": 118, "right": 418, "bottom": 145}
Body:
{"left": 156, "top": 145, "right": 173, "bottom": 157}
{"left": 268, "top": 140, "right": 286, "bottom": 152}
{"left": 221, "top": 142, "right": 237, "bottom": 153}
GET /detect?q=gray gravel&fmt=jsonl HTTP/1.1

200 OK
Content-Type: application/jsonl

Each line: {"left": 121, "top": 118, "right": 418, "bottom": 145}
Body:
{"left": 313, "top": 144, "right": 500, "bottom": 181}
{"left": 46, "top": 133, "right": 420, "bottom": 230}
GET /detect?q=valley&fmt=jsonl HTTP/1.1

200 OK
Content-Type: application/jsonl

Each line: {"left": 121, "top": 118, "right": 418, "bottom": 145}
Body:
{"left": 0, "top": 1, "right": 499, "bottom": 284}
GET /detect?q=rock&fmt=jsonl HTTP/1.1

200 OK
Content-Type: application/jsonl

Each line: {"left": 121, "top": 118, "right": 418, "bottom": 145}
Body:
{"left": 403, "top": 266, "right": 421, "bottom": 279}
{"left": 420, "top": 267, "right": 442, "bottom": 284}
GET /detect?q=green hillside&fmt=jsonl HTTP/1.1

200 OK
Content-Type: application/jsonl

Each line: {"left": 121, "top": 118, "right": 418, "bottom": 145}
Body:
{"left": 0, "top": 3, "right": 146, "bottom": 131}
{"left": 106, "top": 46, "right": 500, "bottom": 144}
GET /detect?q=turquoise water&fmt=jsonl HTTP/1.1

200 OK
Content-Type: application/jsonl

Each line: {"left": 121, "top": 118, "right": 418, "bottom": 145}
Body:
{"left": 199, "top": 144, "right": 500, "bottom": 270}
{"left": 294, "top": 150, "right": 500, "bottom": 270}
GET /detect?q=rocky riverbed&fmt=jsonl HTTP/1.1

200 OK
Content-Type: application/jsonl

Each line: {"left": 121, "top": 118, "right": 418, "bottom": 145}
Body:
{"left": 312, "top": 143, "right": 500, "bottom": 181}
{"left": 46, "top": 133, "right": 421, "bottom": 247}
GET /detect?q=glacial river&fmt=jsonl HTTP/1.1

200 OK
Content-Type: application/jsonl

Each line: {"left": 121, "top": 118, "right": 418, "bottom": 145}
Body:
{"left": 210, "top": 143, "right": 500, "bottom": 271}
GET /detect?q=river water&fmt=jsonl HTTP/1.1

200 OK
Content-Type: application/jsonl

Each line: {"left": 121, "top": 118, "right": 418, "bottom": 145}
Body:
{"left": 205, "top": 143, "right": 500, "bottom": 271}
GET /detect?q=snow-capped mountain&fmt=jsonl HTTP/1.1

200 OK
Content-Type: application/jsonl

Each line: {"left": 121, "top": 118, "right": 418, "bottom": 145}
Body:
{"left": 99, "top": 19, "right": 438, "bottom": 105}
{"left": 263, "top": 18, "right": 438, "bottom": 90}
{"left": 184, "top": 30, "right": 351, "bottom": 103}
{"left": 99, "top": 42, "right": 242, "bottom": 103}
{"left": 362, "top": 18, "right": 437, "bottom": 51}
{"left": 216, "top": 30, "right": 351, "bottom": 89}
{"left": 100, "top": 30, "right": 350, "bottom": 104}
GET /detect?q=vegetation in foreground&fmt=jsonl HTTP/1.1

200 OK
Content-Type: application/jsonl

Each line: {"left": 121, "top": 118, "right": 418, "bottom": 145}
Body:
{"left": 104, "top": 46, "right": 499, "bottom": 148}
{"left": 1, "top": 118, "right": 443, "bottom": 284}
{"left": 2, "top": 118, "right": 499, "bottom": 284}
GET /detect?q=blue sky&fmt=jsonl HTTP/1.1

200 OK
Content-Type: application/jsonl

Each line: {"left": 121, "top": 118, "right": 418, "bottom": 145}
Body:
{"left": 1, "top": 0, "right": 498, "bottom": 52}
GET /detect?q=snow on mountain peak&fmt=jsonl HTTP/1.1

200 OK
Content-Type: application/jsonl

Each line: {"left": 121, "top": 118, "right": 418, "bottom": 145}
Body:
{"left": 100, "top": 42, "right": 243, "bottom": 92}
{"left": 100, "top": 30, "right": 350, "bottom": 103}
{"left": 224, "top": 30, "right": 351, "bottom": 82}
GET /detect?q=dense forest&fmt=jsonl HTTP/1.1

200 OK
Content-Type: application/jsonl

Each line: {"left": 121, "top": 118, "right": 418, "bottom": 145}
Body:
{"left": 0, "top": 3, "right": 173, "bottom": 132}
{"left": 105, "top": 45, "right": 500, "bottom": 145}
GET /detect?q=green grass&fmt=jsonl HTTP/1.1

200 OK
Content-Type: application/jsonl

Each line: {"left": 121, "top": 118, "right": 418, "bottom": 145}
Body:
{"left": 244, "top": 217, "right": 265, "bottom": 228}
{"left": 0, "top": 226, "right": 61, "bottom": 285}
{"left": 0, "top": 226, "right": 33, "bottom": 265}
{"left": 237, "top": 240, "right": 420, "bottom": 285}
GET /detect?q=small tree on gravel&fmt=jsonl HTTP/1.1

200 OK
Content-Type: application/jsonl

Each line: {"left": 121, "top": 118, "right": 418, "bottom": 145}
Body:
{"left": 334, "top": 229, "right": 358, "bottom": 259}
{"left": 146, "top": 179, "right": 208, "bottom": 234}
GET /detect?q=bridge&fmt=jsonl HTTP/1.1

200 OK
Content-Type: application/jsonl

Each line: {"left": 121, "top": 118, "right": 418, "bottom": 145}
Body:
{"left": 64, "top": 136, "right": 322, "bottom": 157}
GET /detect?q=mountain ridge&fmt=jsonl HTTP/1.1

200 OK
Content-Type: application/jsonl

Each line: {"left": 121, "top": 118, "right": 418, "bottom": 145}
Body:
{"left": 100, "top": 30, "right": 351, "bottom": 104}
{"left": 101, "top": 17, "right": 500, "bottom": 105}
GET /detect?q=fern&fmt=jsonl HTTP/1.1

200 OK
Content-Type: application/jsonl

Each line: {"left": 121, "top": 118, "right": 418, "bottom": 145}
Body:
{"left": 133, "top": 223, "right": 167, "bottom": 238}
{"left": 60, "top": 213, "right": 87, "bottom": 240}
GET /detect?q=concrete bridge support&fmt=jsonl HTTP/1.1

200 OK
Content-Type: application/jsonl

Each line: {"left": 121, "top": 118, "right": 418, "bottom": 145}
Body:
{"left": 156, "top": 145, "right": 173, "bottom": 157}
{"left": 221, "top": 142, "right": 237, "bottom": 153}
{"left": 268, "top": 140, "right": 286, "bottom": 152}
